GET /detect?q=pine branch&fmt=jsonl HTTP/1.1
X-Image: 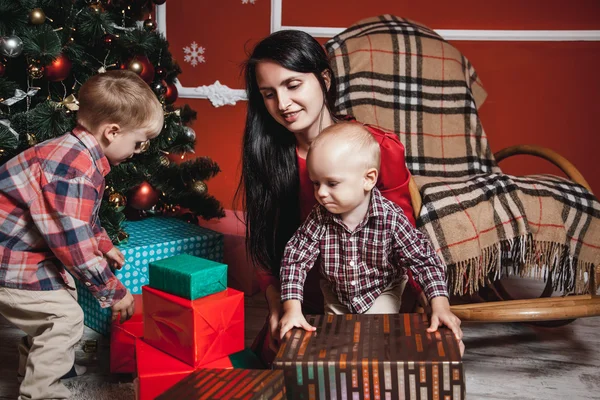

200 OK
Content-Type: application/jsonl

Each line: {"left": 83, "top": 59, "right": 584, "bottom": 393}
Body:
{"left": 0, "top": 1, "right": 27, "bottom": 37}
{"left": 21, "top": 24, "right": 62, "bottom": 64}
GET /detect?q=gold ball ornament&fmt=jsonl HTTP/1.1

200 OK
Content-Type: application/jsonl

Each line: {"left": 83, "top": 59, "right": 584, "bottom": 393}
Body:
{"left": 26, "top": 133, "right": 37, "bottom": 146}
{"left": 116, "top": 230, "right": 129, "bottom": 243}
{"left": 28, "top": 63, "right": 44, "bottom": 79}
{"left": 108, "top": 192, "right": 127, "bottom": 209}
{"left": 190, "top": 180, "right": 207, "bottom": 194}
{"left": 143, "top": 19, "right": 157, "bottom": 32}
{"left": 127, "top": 59, "right": 144, "bottom": 76}
{"left": 29, "top": 8, "right": 46, "bottom": 24}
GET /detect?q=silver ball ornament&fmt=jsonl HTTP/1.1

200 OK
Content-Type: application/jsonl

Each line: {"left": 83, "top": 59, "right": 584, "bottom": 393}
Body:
{"left": 183, "top": 126, "right": 196, "bottom": 142}
{"left": 1, "top": 35, "right": 24, "bottom": 58}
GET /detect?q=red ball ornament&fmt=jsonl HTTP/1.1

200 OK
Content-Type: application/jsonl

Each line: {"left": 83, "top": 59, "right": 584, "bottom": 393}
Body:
{"left": 164, "top": 82, "right": 178, "bottom": 104}
{"left": 44, "top": 54, "right": 72, "bottom": 82}
{"left": 122, "top": 55, "right": 155, "bottom": 83}
{"left": 129, "top": 181, "right": 159, "bottom": 210}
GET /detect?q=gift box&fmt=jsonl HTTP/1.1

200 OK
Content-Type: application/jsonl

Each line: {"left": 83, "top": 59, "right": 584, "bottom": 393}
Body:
{"left": 198, "top": 209, "right": 260, "bottom": 295}
{"left": 273, "top": 314, "right": 465, "bottom": 400}
{"left": 200, "top": 348, "right": 266, "bottom": 370}
{"left": 110, "top": 294, "right": 144, "bottom": 374}
{"left": 155, "top": 368, "right": 287, "bottom": 400}
{"left": 143, "top": 285, "right": 244, "bottom": 367}
{"left": 76, "top": 216, "right": 224, "bottom": 335}
{"left": 135, "top": 339, "right": 195, "bottom": 400}
{"left": 148, "top": 254, "right": 227, "bottom": 300}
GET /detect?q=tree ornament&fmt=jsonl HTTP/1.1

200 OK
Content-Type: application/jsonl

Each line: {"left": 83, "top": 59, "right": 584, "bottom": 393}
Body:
{"left": 102, "top": 33, "right": 116, "bottom": 48}
{"left": 129, "top": 181, "right": 159, "bottom": 210}
{"left": 151, "top": 80, "right": 167, "bottom": 98}
{"left": 125, "top": 56, "right": 154, "bottom": 83}
{"left": 108, "top": 192, "right": 127, "bottom": 210}
{"left": 143, "top": 18, "right": 157, "bottom": 32}
{"left": 116, "top": 230, "right": 129, "bottom": 243}
{"left": 89, "top": 2, "right": 104, "bottom": 12}
{"left": 155, "top": 66, "right": 166, "bottom": 78}
{"left": 1, "top": 36, "right": 24, "bottom": 58}
{"left": 153, "top": 0, "right": 167, "bottom": 4}
{"left": 190, "top": 180, "right": 207, "bottom": 194}
{"left": 29, "top": 8, "right": 46, "bottom": 24}
{"left": 28, "top": 63, "right": 45, "bottom": 80}
{"left": 27, "top": 133, "right": 37, "bottom": 146}
{"left": 183, "top": 126, "right": 196, "bottom": 142}
{"left": 159, "top": 155, "right": 170, "bottom": 167}
{"left": 164, "top": 82, "right": 178, "bottom": 104}
{"left": 45, "top": 54, "right": 72, "bottom": 82}
{"left": 0, "top": 61, "right": 5, "bottom": 77}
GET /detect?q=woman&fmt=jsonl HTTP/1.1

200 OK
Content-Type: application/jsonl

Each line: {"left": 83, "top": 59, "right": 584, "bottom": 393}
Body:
{"left": 236, "top": 30, "right": 416, "bottom": 364}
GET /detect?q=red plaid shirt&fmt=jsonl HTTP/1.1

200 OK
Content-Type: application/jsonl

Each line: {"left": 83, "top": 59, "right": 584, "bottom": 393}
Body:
{"left": 0, "top": 127, "right": 127, "bottom": 308}
{"left": 280, "top": 187, "right": 448, "bottom": 313}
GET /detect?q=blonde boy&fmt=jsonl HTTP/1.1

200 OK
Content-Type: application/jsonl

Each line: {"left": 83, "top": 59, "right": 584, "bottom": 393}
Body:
{"left": 278, "top": 122, "right": 463, "bottom": 345}
{"left": 0, "top": 70, "right": 163, "bottom": 399}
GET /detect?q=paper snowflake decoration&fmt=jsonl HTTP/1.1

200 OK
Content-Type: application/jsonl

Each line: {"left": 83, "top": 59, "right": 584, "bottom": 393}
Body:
{"left": 183, "top": 42, "right": 206, "bottom": 67}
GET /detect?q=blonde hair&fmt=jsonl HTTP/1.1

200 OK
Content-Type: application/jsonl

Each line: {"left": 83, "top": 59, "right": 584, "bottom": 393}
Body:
{"left": 308, "top": 122, "right": 381, "bottom": 171}
{"left": 76, "top": 70, "right": 164, "bottom": 135}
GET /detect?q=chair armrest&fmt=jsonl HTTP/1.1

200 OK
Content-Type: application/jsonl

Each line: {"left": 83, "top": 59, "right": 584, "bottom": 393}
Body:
{"left": 494, "top": 144, "right": 592, "bottom": 193}
{"left": 409, "top": 175, "right": 422, "bottom": 221}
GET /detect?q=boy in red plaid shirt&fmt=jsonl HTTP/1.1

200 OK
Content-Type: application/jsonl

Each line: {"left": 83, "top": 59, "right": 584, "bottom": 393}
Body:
{"left": 278, "top": 122, "right": 463, "bottom": 350}
{"left": 0, "top": 70, "right": 163, "bottom": 399}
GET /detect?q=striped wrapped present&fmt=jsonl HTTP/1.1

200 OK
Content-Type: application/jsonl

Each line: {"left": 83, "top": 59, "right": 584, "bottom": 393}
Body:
{"left": 273, "top": 313, "right": 464, "bottom": 400}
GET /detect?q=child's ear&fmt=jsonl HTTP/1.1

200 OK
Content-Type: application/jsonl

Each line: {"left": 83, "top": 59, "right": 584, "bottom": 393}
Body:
{"left": 364, "top": 168, "right": 378, "bottom": 191}
{"left": 101, "top": 123, "right": 121, "bottom": 143}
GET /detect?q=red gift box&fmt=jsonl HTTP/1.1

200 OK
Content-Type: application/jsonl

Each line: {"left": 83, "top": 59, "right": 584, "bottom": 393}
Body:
{"left": 110, "top": 294, "right": 144, "bottom": 374}
{"left": 143, "top": 286, "right": 244, "bottom": 367}
{"left": 135, "top": 339, "right": 195, "bottom": 400}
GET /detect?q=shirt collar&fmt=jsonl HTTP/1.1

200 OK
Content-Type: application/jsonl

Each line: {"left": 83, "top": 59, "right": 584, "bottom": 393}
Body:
{"left": 71, "top": 125, "right": 111, "bottom": 177}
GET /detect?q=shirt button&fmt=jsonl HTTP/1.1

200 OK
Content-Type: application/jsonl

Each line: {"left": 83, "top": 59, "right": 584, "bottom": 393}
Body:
{"left": 100, "top": 296, "right": 106, "bottom": 301}
{"left": 349, "top": 261, "right": 355, "bottom": 267}
{"left": 85, "top": 282, "right": 91, "bottom": 286}
{"left": 353, "top": 297, "right": 359, "bottom": 302}
{"left": 351, "top": 280, "right": 356, "bottom": 286}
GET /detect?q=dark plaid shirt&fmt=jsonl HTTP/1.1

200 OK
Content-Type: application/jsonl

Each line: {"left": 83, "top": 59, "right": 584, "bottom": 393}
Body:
{"left": 280, "top": 187, "right": 448, "bottom": 313}
{"left": 0, "top": 127, "right": 126, "bottom": 308}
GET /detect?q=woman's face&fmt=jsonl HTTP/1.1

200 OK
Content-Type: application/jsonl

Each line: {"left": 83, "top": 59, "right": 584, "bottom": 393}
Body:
{"left": 255, "top": 60, "right": 329, "bottom": 138}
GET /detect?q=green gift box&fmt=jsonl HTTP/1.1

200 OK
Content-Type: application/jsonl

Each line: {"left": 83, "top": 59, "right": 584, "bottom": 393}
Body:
{"left": 149, "top": 254, "right": 227, "bottom": 300}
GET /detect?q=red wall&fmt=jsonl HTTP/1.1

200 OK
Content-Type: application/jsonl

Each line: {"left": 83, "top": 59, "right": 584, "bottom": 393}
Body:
{"left": 165, "top": 1, "right": 600, "bottom": 210}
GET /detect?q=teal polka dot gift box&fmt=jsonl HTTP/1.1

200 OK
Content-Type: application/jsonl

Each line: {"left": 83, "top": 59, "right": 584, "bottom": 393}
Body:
{"left": 76, "top": 216, "right": 224, "bottom": 335}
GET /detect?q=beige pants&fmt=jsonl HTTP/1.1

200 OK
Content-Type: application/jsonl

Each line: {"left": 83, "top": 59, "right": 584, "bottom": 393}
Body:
{"left": 0, "top": 273, "right": 84, "bottom": 400}
{"left": 320, "top": 276, "right": 408, "bottom": 314}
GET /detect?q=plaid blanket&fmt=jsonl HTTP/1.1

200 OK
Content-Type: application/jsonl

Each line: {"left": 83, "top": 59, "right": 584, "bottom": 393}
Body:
{"left": 325, "top": 15, "right": 600, "bottom": 295}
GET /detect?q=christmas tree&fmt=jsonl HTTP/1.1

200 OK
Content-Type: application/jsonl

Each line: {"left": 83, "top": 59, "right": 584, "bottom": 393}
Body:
{"left": 0, "top": 0, "right": 224, "bottom": 244}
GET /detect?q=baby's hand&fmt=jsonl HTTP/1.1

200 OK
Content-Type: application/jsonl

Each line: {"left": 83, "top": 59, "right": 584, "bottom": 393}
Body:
{"left": 105, "top": 247, "right": 125, "bottom": 270}
{"left": 427, "top": 296, "right": 464, "bottom": 355}
{"left": 278, "top": 300, "right": 316, "bottom": 340}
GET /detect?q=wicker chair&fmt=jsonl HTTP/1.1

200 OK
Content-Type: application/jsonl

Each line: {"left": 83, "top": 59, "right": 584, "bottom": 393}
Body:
{"left": 325, "top": 15, "right": 600, "bottom": 323}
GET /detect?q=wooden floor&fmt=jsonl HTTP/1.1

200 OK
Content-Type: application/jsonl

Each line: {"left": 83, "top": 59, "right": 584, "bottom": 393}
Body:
{"left": 1, "top": 283, "right": 599, "bottom": 399}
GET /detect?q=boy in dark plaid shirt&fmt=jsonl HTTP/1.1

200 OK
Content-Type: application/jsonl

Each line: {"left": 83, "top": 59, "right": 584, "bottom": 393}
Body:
{"left": 0, "top": 70, "right": 163, "bottom": 399}
{"left": 279, "top": 122, "right": 463, "bottom": 348}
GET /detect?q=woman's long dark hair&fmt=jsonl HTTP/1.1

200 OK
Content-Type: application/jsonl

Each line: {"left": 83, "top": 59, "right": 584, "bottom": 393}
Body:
{"left": 235, "top": 30, "right": 337, "bottom": 278}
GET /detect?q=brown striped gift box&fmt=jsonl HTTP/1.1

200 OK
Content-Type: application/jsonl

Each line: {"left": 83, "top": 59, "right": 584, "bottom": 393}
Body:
{"left": 155, "top": 368, "right": 287, "bottom": 400}
{"left": 273, "top": 314, "right": 464, "bottom": 400}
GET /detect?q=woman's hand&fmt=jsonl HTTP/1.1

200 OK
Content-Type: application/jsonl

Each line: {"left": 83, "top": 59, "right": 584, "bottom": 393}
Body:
{"left": 265, "top": 285, "right": 283, "bottom": 352}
